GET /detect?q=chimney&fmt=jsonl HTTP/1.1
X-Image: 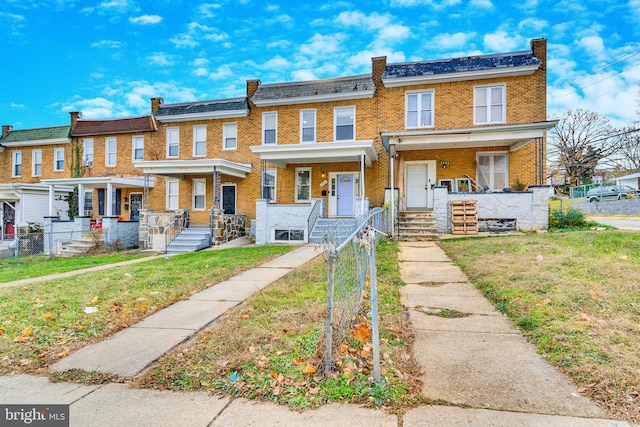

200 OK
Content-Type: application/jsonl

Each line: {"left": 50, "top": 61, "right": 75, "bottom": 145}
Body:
{"left": 530, "top": 38, "right": 547, "bottom": 71}
{"left": 371, "top": 56, "right": 387, "bottom": 89}
{"left": 151, "top": 97, "right": 164, "bottom": 115}
{"left": 2, "top": 125, "right": 13, "bottom": 138}
{"left": 69, "top": 111, "right": 82, "bottom": 128}
{"left": 246, "top": 79, "right": 261, "bottom": 108}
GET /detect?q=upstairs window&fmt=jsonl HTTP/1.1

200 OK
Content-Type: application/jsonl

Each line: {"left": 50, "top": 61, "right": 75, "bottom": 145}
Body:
{"left": 193, "top": 125, "right": 206, "bottom": 157}
{"left": 300, "top": 109, "right": 316, "bottom": 143}
{"left": 133, "top": 136, "right": 144, "bottom": 161}
{"left": 54, "top": 148, "right": 65, "bottom": 171}
{"left": 105, "top": 138, "right": 117, "bottom": 166}
{"left": 406, "top": 91, "right": 434, "bottom": 128}
{"left": 12, "top": 151, "right": 22, "bottom": 177}
{"left": 223, "top": 123, "right": 237, "bottom": 150}
{"left": 263, "top": 112, "right": 277, "bottom": 145}
{"left": 334, "top": 106, "right": 355, "bottom": 141}
{"left": 83, "top": 139, "right": 94, "bottom": 165}
{"left": 32, "top": 149, "right": 42, "bottom": 177}
{"left": 474, "top": 84, "right": 505, "bottom": 124}
{"left": 167, "top": 128, "right": 179, "bottom": 158}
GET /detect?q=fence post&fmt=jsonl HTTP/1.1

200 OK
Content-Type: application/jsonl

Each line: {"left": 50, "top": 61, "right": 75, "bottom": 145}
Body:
{"left": 324, "top": 248, "right": 336, "bottom": 375}
{"left": 368, "top": 228, "right": 381, "bottom": 383}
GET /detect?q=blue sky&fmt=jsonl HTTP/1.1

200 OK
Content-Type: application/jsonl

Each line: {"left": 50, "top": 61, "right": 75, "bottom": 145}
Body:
{"left": 2, "top": 0, "right": 639, "bottom": 129}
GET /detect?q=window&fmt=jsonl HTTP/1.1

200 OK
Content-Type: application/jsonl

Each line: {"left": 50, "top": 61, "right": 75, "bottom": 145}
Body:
{"left": 223, "top": 123, "right": 237, "bottom": 150}
{"left": 193, "top": 178, "right": 206, "bottom": 210}
{"left": 166, "top": 179, "right": 179, "bottom": 210}
{"left": 83, "top": 139, "right": 94, "bottom": 165}
{"left": 474, "top": 85, "right": 505, "bottom": 124}
{"left": 12, "top": 151, "right": 22, "bottom": 177}
{"left": 272, "top": 228, "right": 305, "bottom": 242}
{"left": 406, "top": 91, "right": 434, "bottom": 128}
{"left": 193, "top": 125, "right": 206, "bottom": 157}
{"left": 32, "top": 149, "right": 42, "bottom": 176}
{"left": 54, "top": 148, "right": 64, "bottom": 171}
{"left": 295, "top": 168, "right": 311, "bottom": 202}
{"left": 262, "top": 112, "right": 277, "bottom": 144}
{"left": 132, "top": 136, "right": 144, "bottom": 161}
{"left": 334, "top": 106, "right": 355, "bottom": 141}
{"left": 476, "top": 153, "right": 508, "bottom": 191}
{"left": 300, "top": 109, "right": 316, "bottom": 143}
{"left": 167, "top": 128, "right": 179, "bottom": 158}
{"left": 84, "top": 191, "right": 93, "bottom": 216}
{"left": 105, "top": 138, "right": 117, "bottom": 166}
{"left": 262, "top": 168, "right": 276, "bottom": 201}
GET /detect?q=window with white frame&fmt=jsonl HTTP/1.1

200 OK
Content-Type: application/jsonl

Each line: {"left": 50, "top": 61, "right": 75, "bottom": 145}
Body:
{"left": 192, "top": 178, "right": 206, "bottom": 210}
{"left": 262, "top": 168, "right": 276, "bottom": 201}
{"left": 54, "top": 148, "right": 65, "bottom": 171}
{"left": 406, "top": 91, "right": 434, "bottom": 128}
{"left": 166, "top": 179, "right": 179, "bottom": 210}
{"left": 300, "top": 109, "right": 316, "bottom": 143}
{"left": 83, "top": 139, "right": 94, "bottom": 164}
{"left": 12, "top": 151, "right": 22, "bottom": 177}
{"left": 105, "top": 138, "right": 117, "bottom": 166}
{"left": 476, "top": 152, "right": 508, "bottom": 191}
{"left": 272, "top": 228, "right": 305, "bottom": 242}
{"left": 167, "top": 128, "right": 179, "bottom": 158}
{"left": 334, "top": 106, "right": 355, "bottom": 141}
{"left": 474, "top": 84, "right": 505, "bottom": 124}
{"left": 223, "top": 123, "right": 237, "bottom": 150}
{"left": 132, "top": 136, "right": 144, "bottom": 161}
{"left": 193, "top": 125, "right": 206, "bottom": 157}
{"left": 84, "top": 191, "right": 93, "bottom": 216}
{"left": 295, "top": 168, "right": 311, "bottom": 202}
{"left": 262, "top": 112, "right": 277, "bottom": 144}
{"left": 32, "top": 149, "right": 42, "bottom": 176}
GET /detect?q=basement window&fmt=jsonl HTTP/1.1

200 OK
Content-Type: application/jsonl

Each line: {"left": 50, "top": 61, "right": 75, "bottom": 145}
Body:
{"left": 272, "top": 228, "right": 306, "bottom": 243}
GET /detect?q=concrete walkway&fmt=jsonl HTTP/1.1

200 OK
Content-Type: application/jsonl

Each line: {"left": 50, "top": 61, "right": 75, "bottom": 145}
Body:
{"left": 0, "top": 240, "right": 633, "bottom": 426}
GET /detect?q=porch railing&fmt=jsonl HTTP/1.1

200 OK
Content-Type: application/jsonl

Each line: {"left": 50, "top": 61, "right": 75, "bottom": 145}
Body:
{"left": 307, "top": 198, "right": 323, "bottom": 238}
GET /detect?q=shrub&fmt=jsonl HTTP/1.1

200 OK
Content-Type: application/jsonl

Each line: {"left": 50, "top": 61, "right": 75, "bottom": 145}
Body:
{"left": 549, "top": 208, "right": 586, "bottom": 229}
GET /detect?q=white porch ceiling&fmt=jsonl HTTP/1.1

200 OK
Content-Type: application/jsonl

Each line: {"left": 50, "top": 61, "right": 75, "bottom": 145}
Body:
{"left": 250, "top": 140, "right": 378, "bottom": 168}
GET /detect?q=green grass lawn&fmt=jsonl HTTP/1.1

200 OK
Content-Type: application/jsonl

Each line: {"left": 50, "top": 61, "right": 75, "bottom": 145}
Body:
{"left": 439, "top": 231, "right": 640, "bottom": 423}
{"left": 0, "top": 245, "right": 293, "bottom": 374}
{"left": 0, "top": 253, "right": 149, "bottom": 283}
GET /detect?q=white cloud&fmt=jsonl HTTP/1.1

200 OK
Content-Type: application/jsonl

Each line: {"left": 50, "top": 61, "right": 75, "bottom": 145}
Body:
{"left": 336, "top": 11, "right": 389, "bottom": 29}
{"left": 169, "top": 33, "right": 197, "bottom": 48}
{"left": 199, "top": 3, "right": 222, "bottom": 18}
{"left": 193, "top": 68, "right": 209, "bottom": 77}
{"left": 147, "top": 53, "right": 174, "bottom": 67}
{"left": 483, "top": 31, "right": 522, "bottom": 52}
{"left": 470, "top": 0, "right": 493, "bottom": 9}
{"left": 90, "top": 40, "right": 124, "bottom": 49}
{"left": 299, "top": 33, "right": 344, "bottom": 56}
{"left": 291, "top": 69, "right": 317, "bottom": 81}
{"left": 431, "top": 32, "right": 476, "bottom": 49}
{"left": 347, "top": 49, "right": 406, "bottom": 69}
{"left": 171, "top": 21, "right": 228, "bottom": 48}
{"left": 389, "top": 0, "right": 461, "bottom": 9}
{"left": 267, "top": 40, "right": 291, "bottom": 49}
{"left": 129, "top": 14, "right": 163, "bottom": 25}
{"left": 193, "top": 58, "right": 209, "bottom": 67}
{"left": 61, "top": 97, "right": 120, "bottom": 119}
{"left": 576, "top": 35, "right": 606, "bottom": 60}
{"left": 262, "top": 56, "right": 292, "bottom": 70}
{"left": 98, "top": 0, "right": 130, "bottom": 12}
{"left": 10, "top": 103, "right": 25, "bottom": 109}
{"left": 209, "top": 65, "right": 233, "bottom": 80}
{"left": 377, "top": 24, "right": 411, "bottom": 44}
{"left": 518, "top": 18, "right": 547, "bottom": 31}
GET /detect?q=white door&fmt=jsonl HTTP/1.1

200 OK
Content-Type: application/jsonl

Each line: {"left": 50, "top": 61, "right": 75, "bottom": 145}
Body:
{"left": 336, "top": 174, "right": 354, "bottom": 216}
{"left": 406, "top": 164, "right": 429, "bottom": 209}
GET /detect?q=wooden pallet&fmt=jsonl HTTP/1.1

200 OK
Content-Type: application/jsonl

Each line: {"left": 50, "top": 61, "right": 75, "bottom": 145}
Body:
{"left": 450, "top": 200, "right": 478, "bottom": 235}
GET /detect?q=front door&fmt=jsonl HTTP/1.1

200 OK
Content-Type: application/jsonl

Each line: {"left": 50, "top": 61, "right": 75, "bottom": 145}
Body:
{"left": 336, "top": 174, "right": 354, "bottom": 216}
{"left": 129, "top": 193, "right": 143, "bottom": 221}
{"left": 406, "top": 164, "right": 429, "bottom": 209}
{"left": 222, "top": 185, "right": 236, "bottom": 214}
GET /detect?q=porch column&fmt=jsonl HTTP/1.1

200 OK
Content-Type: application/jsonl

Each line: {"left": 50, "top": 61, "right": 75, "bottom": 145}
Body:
{"left": 78, "top": 183, "right": 85, "bottom": 216}
{"left": 361, "top": 149, "right": 365, "bottom": 216}
{"left": 390, "top": 144, "right": 396, "bottom": 238}
{"left": 106, "top": 182, "right": 113, "bottom": 216}
{"left": 48, "top": 184, "right": 56, "bottom": 216}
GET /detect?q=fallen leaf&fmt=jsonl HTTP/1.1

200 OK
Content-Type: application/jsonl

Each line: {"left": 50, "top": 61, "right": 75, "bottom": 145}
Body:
{"left": 248, "top": 346, "right": 256, "bottom": 353}
{"left": 293, "top": 357, "right": 305, "bottom": 365}
{"left": 43, "top": 312, "right": 53, "bottom": 320}
{"left": 0, "top": 327, "right": 5, "bottom": 335}
{"left": 352, "top": 324, "right": 371, "bottom": 343}
{"left": 309, "top": 387, "right": 321, "bottom": 394}
{"left": 272, "top": 386, "right": 281, "bottom": 396}
{"left": 21, "top": 327, "right": 32, "bottom": 337}
{"left": 57, "top": 350, "right": 70, "bottom": 358}
{"left": 303, "top": 364, "right": 317, "bottom": 375}
{"left": 241, "top": 314, "right": 250, "bottom": 320}
{"left": 269, "top": 371, "right": 278, "bottom": 379}
{"left": 91, "top": 296, "right": 99, "bottom": 304}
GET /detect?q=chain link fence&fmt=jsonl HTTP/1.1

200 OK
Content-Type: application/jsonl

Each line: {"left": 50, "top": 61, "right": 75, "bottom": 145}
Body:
{"left": 0, "top": 231, "right": 89, "bottom": 259}
{"left": 321, "top": 208, "right": 390, "bottom": 375}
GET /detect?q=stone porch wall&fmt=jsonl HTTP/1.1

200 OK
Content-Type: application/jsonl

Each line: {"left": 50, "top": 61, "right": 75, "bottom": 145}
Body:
{"left": 138, "top": 209, "right": 190, "bottom": 251}
{"left": 211, "top": 209, "right": 247, "bottom": 246}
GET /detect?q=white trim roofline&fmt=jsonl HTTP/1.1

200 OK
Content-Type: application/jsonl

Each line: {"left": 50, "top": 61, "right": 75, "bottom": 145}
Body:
{"left": 1, "top": 137, "right": 71, "bottom": 147}
{"left": 382, "top": 64, "right": 540, "bottom": 87}
{"left": 250, "top": 140, "right": 378, "bottom": 168}
{"left": 252, "top": 90, "right": 375, "bottom": 107}
{"left": 155, "top": 110, "right": 249, "bottom": 123}
{"left": 41, "top": 176, "right": 155, "bottom": 189}
{"left": 133, "top": 158, "right": 252, "bottom": 179}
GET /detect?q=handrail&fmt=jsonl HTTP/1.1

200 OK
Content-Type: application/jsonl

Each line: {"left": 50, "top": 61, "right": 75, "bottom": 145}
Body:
{"left": 307, "top": 199, "right": 323, "bottom": 237}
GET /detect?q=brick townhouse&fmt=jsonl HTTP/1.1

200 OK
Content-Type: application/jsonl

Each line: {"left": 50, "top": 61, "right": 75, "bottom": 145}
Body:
{"left": 1, "top": 38, "right": 554, "bottom": 248}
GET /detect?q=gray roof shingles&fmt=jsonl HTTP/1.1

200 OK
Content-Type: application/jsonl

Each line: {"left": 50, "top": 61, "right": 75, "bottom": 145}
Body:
{"left": 383, "top": 50, "right": 541, "bottom": 79}
{"left": 252, "top": 75, "right": 375, "bottom": 102}
{"left": 71, "top": 116, "right": 155, "bottom": 136}
{"left": 156, "top": 98, "right": 249, "bottom": 117}
{"left": 1, "top": 126, "right": 71, "bottom": 143}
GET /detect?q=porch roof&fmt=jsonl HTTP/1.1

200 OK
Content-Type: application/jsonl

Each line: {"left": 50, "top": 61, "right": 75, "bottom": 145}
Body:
{"left": 250, "top": 140, "right": 378, "bottom": 168}
{"left": 41, "top": 176, "right": 155, "bottom": 189}
{"left": 0, "top": 183, "right": 74, "bottom": 201}
{"left": 380, "top": 121, "right": 558, "bottom": 152}
{"left": 133, "top": 159, "right": 252, "bottom": 179}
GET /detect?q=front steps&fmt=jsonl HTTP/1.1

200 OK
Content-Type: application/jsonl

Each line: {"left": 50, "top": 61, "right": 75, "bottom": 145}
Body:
{"left": 309, "top": 218, "right": 359, "bottom": 244}
{"left": 397, "top": 211, "right": 439, "bottom": 241}
{"left": 58, "top": 234, "right": 101, "bottom": 257}
{"left": 165, "top": 226, "right": 212, "bottom": 254}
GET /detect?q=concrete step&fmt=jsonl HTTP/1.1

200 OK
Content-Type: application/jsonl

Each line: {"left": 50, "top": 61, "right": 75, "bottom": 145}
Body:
{"left": 166, "top": 228, "right": 212, "bottom": 254}
{"left": 398, "top": 232, "right": 440, "bottom": 241}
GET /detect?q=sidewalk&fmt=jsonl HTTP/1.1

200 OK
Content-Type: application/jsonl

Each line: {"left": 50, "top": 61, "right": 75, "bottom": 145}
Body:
{"left": 0, "top": 241, "right": 633, "bottom": 426}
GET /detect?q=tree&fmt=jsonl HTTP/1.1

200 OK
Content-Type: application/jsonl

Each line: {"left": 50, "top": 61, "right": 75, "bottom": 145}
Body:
{"left": 549, "top": 109, "right": 619, "bottom": 186}
{"left": 603, "top": 122, "right": 640, "bottom": 175}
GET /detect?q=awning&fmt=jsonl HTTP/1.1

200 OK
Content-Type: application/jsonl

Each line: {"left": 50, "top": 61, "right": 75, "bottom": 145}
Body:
{"left": 133, "top": 159, "right": 251, "bottom": 179}
{"left": 250, "top": 140, "right": 378, "bottom": 168}
{"left": 0, "top": 183, "right": 74, "bottom": 200}
{"left": 381, "top": 121, "right": 558, "bottom": 152}
{"left": 41, "top": 176, "right": 155, "bottom": 189}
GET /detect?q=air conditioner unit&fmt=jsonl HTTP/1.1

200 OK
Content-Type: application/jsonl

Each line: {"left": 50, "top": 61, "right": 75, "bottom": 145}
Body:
{"left": 82, "top": 160, "right": 93, "bottom": 167}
